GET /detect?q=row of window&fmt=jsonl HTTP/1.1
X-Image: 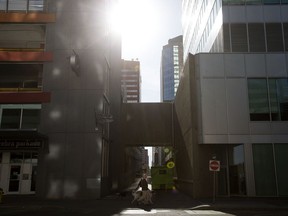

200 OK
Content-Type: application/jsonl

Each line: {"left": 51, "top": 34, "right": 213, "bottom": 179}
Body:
{"left": 0, "top": 105, "right": 41, "bottom": 129}
{"left": 0, "top": 152, "right": 38, "bottom": 164}
{"left": 223, "top": 0, "right": 288, "bottom": 5}
{"left": 0, "top": 0, "right": 45, "bottom": 12}
{"left": 248, "top": 78, "right": 288, "bottom": 121}
{"left": 223, "top": 23, "right": 288, "bottom": 52}
{"left": 0, "top": 64, "right": 43, "bottom": 91}
{"left": 0, "top": 25, "right": 46, "bottom": 51}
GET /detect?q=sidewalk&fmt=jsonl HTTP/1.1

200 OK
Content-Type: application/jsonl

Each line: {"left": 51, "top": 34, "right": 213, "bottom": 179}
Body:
{"left": 1, "top": 189, "right": 288, "bottom": 216}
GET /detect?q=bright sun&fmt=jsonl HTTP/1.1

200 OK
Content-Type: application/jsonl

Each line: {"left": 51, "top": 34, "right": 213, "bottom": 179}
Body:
{"left": 109, "top": 0, "right": 159, "bottom": 56}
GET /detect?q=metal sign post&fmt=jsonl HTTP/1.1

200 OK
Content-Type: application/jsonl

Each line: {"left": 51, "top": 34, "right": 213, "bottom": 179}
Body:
{"left": 209, "top": 160, "right": 220, "bottom": 203}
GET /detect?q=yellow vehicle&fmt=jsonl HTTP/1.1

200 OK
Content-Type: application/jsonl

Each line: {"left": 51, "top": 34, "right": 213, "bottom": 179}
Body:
{"left": 151, "top": 166, "right": 174, "bottom": 190}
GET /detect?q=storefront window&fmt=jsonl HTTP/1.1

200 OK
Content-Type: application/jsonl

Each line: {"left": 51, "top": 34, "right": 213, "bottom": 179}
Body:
{"left": 10, "top": 152, "right": 23, "bottom": 163}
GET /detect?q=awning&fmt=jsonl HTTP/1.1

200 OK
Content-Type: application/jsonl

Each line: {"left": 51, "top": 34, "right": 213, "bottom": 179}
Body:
{"left": 0, "top": 130, "right": 48, "bottom": 150}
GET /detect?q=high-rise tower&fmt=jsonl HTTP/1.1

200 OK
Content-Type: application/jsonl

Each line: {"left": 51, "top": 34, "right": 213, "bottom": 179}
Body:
{"left": 160, "top": 35, "right": 183, "bottom": 102}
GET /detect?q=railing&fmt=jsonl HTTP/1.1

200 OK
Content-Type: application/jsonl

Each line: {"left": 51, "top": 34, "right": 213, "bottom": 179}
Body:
{"left": 0, "top": 40, "right": 45, "bottom": 51}
{"left": 0, "top": 87, "right": 42, "bottom": 92}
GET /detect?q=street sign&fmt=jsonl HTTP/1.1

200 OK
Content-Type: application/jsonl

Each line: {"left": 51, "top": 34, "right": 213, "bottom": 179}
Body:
{"left": 209, "top": 160, "right": 220, "bottom": 171}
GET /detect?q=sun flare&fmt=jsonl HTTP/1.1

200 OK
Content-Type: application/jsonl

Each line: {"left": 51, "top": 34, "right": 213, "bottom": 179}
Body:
{"left": 108, "top": 0, "right": 160, "bottom": 55}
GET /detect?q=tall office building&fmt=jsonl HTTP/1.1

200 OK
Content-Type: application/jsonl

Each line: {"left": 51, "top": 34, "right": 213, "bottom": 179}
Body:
{"left": 160, "top": 36, "right": 183, "bottom": 102}
{"left": 121, "top": 59, "right": 141, "bottom": 103}
{"left": 175, "top": 0, "right": 288, "bottom": 198}
{"left": 0, "top": 0, "right": 121, "bottom": 199}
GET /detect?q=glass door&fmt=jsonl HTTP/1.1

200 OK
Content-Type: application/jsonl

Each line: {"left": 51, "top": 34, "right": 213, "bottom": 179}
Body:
{"left": 9, "top": 165, "right": 21, "bottom": 192}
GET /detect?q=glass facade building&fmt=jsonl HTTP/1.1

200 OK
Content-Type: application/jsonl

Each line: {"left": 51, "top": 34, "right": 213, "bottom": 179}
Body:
{"left": 179, "top": 0, "right": 288, "bottom": 197}
{"left": 161, "top": 36, "right": 183, "bottom": 102}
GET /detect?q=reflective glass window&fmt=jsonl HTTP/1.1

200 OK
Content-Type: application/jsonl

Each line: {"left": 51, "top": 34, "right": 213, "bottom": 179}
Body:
{"left": 8, "top": 0, "right": 27, "bottom": 11}
{"left": 269, "top": 79, "right": 288, "bottom": 121}
{"left": 263, "top": 0, "right": 280, "bottom": 3}
{"left": 246, "top": 0, "right": 262, "bottom": 4}
{"left": 0, "top": 0, "right": 7, "bottom": 10}
{"left": 274, "top": 144, "right": 288, "bottom": 196}
{"left": 248, "top": 79, "right": 270, "bottom": 121}
{"left": 266, "top": 23, "right": 284, "bottom": 52}
{"left": 29, "top": 0, "right": 44, "bottom": 11}
{"left": 253, "top": 144, "right": 277, "bottom": 196}
{"left": 231, "top": 24, "right": 248, "bottom": 52}
{"left": 283, "top": 23, "right": 288, "bottom": 52}
{"left": 248, "top": 23, "right": 266, "bottom": 52}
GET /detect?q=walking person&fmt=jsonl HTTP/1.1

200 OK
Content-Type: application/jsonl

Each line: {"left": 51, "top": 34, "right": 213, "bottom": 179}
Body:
{"left": 134, "top": 173, "right": 153, "bottom": 205}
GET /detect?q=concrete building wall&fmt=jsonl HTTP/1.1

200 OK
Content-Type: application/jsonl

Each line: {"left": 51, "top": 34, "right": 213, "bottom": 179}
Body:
{"left": 37, "top": 0, "right": 121, "bottom": 199}
{"left": 174, "top": 53, "right": 288, "bottom": 198}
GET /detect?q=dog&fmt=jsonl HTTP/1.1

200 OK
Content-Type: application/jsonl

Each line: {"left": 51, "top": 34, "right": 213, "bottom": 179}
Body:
{"left": 131, "top": 189, "right": 153, "bottom": 205}
{"left": 131, "top": 190, "right": 143, "bottom": 204}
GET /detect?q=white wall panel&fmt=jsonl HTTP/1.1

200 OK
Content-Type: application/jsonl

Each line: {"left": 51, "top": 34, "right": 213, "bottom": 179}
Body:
{"left": 228, "top": 6, "right": 246, "bottom": 23}
{"left": 224, "top": 54, "right": 245, "bottom": 77}
{"left": 266, "top": 54, "right": 287, "bottom": 77}
{"left": 249, "top": 122, "right": 271, "bottom": 135}
{"left": 245, "top": 54, "right": 266, "bottom": 77}
{"left": 271, "top": 123, "right": 288, "bottom": 135}
{"left": 246, "top": 6, "right": 264, "bottom": 22}
{"left": 281, "top": 6, "right": 288, "bottom": 22}
{"left": 199, "top": 54, "right": 224, "bottom": 77}
{"left": 201, "top": 78, "right": 228, "bottom": 135}
{"left": 226, "top": 79, "right": 250, "bottom": 134}
{"left": 263, "top": 5, "right": 281, "bottom": 22}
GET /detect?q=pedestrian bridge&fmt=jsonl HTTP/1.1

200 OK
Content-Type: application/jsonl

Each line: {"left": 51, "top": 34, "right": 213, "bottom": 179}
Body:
{"left": 120, "top": 103, "right": 174, "bottom": 147}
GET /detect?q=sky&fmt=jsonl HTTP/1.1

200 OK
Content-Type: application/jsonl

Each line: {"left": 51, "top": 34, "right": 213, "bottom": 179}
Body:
{"left": 120, "top": 0, "right": 182, "bottom": 102}
{"left": 116, "top": 0, "right": 182, "bottom": 166}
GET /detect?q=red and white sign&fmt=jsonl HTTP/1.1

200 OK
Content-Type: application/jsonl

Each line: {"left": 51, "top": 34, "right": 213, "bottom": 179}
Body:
{"left": 209, "top": 160, "right": 220, "bottom": 171}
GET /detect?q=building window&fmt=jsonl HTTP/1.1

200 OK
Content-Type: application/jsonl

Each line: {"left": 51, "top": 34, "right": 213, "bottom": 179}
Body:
{"left": 253, "top": 144, "right": 277, "bottom": 196}
{"left": 231, "top": 24, "right": 248, "bottom": 52}
{"left": 0, "top": 25, "right": 46, "bottom": 51}
{"left": 248, "top": 78, "right": 288, "bottom": 121}
{"left": 1, "top": 109, "right": 22, "bottom": 129}
{"left": 0, "top": 105, "right": 41, "bottom": 129}
{"left": 0, "top": 64, "right": 43, "bottom": 91}
{"left": 253, "top": 143, "right": 288, "bottom": 196}
{"left": 266, "top": 23, "right": 284, "bottom": 52}
{"left": 248, "top": 23, "right": 266, "bottom": 52}
{"left": 283, "top": 23, "right": 288, "bottom": 51}
{"left": 0, "top": 0, "right": 45, "bottom": 12}
{"left": 248, "top": 79, "right": 270, "bottom": 121}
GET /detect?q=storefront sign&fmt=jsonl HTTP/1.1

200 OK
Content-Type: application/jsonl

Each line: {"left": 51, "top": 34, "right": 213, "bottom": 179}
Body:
{"left": 0, "top": 140, "right": 42, "bottom": 149}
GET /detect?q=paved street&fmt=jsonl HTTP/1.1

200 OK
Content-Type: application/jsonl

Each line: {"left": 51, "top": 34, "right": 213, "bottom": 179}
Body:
{"left": 1, "top": 189, "right": 288, "bottom": 216}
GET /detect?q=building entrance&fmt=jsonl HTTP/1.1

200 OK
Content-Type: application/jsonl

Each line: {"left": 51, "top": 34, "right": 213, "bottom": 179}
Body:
{"left": 0, "top": 152, "right": 38, "bottom": 194}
